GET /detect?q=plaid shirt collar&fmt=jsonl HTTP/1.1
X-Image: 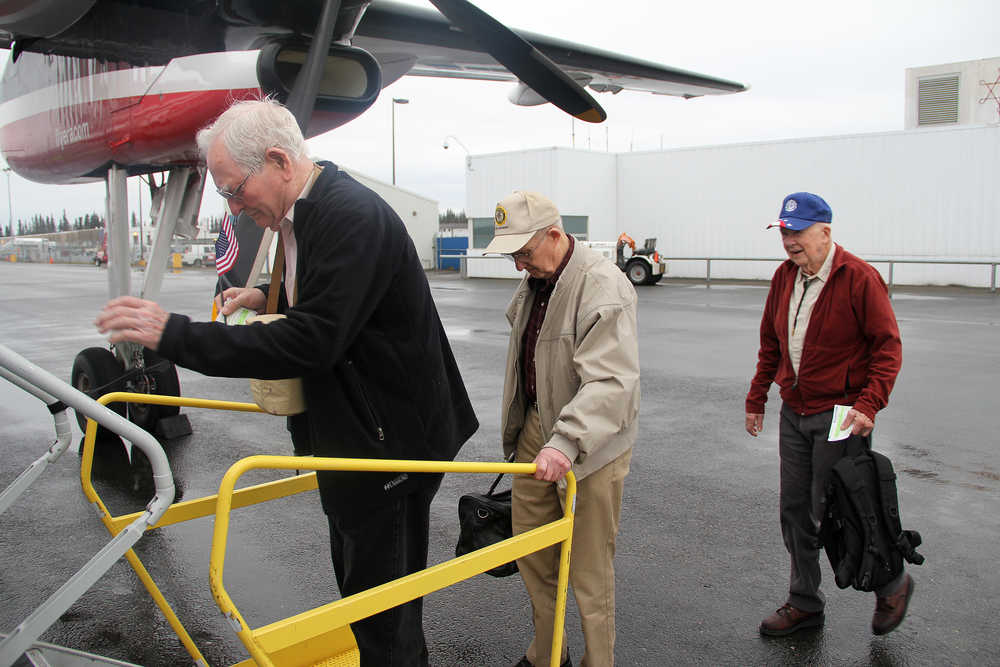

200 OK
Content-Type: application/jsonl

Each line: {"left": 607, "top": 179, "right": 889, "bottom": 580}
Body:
{"left": 527, "top": 234, "right": 574, "bottom": 292}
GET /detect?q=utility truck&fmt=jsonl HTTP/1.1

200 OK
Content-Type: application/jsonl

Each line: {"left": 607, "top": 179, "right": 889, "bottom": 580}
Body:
{"left": 580, "top": 233, "right": 666, "bottom": 286}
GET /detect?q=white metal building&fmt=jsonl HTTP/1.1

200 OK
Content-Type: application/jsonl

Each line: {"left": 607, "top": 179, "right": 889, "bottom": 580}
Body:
{"left": 465, "top": 58, "right": 1000, "bottom": 287}
{"left": 344, "top": 168, "right": 439, "bottom": 269}
{"left": 905, "top": 56, "right": 1000, "bottom": 129}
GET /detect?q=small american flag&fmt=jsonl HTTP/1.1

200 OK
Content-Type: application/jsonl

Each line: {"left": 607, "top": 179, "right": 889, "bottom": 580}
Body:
{"left": 215, "top": 213, "right": 239, "bottom": 275}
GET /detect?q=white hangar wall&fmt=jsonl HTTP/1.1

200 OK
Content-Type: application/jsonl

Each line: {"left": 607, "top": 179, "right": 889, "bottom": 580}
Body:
{"left": 904, "top": 57, "right": 1000, "bottom": 129}
{"left": 617, "top": 124, "right": 1000, "bottom": 285}
{"left": 466, "top": 125, "right": 999, "bottom": 286}
{"left": 465, "top": 148, "right": 617, "bottom": 279}
{"left": 345, "top": 168, "right": 438, "bottom": 269}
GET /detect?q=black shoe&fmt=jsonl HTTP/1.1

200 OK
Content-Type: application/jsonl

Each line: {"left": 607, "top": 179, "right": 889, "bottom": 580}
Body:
{"left": 513, "top": 654, "right": 572, "bottom": 667}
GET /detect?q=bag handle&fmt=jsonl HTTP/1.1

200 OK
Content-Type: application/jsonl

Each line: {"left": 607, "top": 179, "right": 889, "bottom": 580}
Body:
{"left": 486, "top": 450, "right": 517, "bottom": 495}
{"left": 265, "top": 240, "right": 285, "bottom": 315}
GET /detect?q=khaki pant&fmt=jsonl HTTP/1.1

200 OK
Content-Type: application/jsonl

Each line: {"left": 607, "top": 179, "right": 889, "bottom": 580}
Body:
{"left": 513, "top": 406, "right": 631, "bottom": 667}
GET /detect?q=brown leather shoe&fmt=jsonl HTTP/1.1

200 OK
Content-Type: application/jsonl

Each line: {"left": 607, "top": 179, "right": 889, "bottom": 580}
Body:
{"left": 872, "top": 573, "right": 915, "bottom": 635}
{"left": 759, "top": 603, "right": 825, "bottom": 636}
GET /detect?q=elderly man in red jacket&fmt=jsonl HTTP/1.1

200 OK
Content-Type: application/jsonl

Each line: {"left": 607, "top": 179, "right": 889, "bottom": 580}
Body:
{"left": 745, "top": 192, "right": 912, "bottom": 638}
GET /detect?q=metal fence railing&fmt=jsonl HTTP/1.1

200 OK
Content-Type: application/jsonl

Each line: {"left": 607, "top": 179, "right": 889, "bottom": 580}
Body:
{"left": 661, "top": 257, "right": 1000, "bottom": 293}
{"left": 445, "top": 254, "right": 1000, "bottom": 292}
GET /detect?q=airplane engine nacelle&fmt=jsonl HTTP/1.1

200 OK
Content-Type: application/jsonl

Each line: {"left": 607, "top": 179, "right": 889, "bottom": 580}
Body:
{"left": 257, "top": 41, "right": 383, "bottom": 138}
{"left": 508, "top": 81, "right": 547, "bottom": 107}
{"left": 0, "top": 0, "right": 95, "bottom": 38}
{"left": 509, "top": 72, "right": 594, "bottom": 108}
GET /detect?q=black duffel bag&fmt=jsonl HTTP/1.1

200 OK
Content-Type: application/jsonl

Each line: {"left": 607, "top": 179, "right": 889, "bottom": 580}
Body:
{"left": 820, "top": 444, "right": 924, "bottom": 592}
{"left": 455, "top": 464, "right": 518, "bottom": 578}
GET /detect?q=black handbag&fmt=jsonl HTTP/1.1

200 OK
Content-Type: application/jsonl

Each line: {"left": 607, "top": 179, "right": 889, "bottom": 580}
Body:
{"left": 455, "top": 460, "right": 518, "bottom": 578}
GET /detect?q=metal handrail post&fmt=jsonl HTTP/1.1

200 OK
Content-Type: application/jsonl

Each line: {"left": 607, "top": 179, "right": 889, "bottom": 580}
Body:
{"left": 0, "top": 367, "right": 73, "bottom": 516}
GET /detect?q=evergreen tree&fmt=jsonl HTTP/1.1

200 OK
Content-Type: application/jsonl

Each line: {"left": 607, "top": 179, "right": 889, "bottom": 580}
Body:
{"left": 438, "top": 209, "right": 467, "bottom": 227}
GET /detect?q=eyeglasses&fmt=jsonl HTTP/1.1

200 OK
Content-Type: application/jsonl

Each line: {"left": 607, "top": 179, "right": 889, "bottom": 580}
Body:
{"left": 216, "top": 170, "right": 253, "bottom": 202}
{"left": 505, "top": 232, "right": 547, "bottom": 263}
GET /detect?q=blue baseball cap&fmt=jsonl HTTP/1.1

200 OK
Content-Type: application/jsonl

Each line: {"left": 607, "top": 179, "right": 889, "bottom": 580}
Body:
{"left": 768, "top": 192, "right": 832, "bottom": 230}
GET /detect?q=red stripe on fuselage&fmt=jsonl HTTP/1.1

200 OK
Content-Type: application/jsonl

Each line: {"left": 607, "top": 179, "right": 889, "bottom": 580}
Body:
{"left": 3, "top": 89, "right": 364, "bottom": 184}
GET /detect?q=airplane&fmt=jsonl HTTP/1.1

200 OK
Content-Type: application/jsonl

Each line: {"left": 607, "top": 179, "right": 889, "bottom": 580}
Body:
{"left": 0, "top": 0, "right": 747, "bottom": 437}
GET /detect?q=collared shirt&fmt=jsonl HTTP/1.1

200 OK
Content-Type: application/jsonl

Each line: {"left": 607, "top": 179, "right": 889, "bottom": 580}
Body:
{"left": 521, "top": 234, "right": 575, "bottom": 403}
{"left": 788, "top": 242, "right": 835, "bottom": 375}
{"left": 279, "top": 164, "right": 322, "bottom": 305}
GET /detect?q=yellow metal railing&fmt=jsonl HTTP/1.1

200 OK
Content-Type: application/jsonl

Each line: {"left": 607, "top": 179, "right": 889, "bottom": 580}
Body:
{"left": 82, "top": 393, "right": 270, "bottom": 666}
{"left": 82, "top": 393, "right": 575, "bottom": 667}
{"left": 211, "top": 456, "right": 575, "bottom": 667}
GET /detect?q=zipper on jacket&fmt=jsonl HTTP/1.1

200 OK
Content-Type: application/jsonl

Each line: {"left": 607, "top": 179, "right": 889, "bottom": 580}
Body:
{"left": 346, "top": 360, "right": 385, "bottom": 441}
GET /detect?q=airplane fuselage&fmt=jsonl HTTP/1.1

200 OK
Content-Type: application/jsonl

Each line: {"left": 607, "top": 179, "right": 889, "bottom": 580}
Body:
{"left": 0, "top": 50, "right": 367, "bottom": 185}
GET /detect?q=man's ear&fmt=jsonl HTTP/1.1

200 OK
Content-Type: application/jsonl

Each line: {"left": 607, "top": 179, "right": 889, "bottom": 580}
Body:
{"left": 266, "top": 148, "right": 288, "bottom": 171}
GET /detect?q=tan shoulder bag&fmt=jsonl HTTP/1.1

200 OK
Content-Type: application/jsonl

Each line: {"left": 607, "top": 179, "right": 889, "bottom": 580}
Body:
{"left": 247, "top": 240, "right": 306, "bottom": 415}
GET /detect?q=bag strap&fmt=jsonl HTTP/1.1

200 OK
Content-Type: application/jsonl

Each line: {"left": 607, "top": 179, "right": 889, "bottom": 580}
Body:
{"left": 265, "top": 239, "right": 285, "bottom": 315}
{"left": 872, "top": 450, "right": 925, "bottom": 564}
{"left": 486, "top": 450, "right": 517, "bottom": 495}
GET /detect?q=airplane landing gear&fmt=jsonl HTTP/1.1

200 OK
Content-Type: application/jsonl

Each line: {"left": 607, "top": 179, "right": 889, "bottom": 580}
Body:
{"left": 71, "top": 347, "right": 126, "bottom": 439}
{"left": 125, "top": 347, "right": 182, "bottom": 433}
{"left": 71, "top": 344, "right": 190, "bottom": 441}
{"left": 76, "top": 163, "right": 202, "bottom": 459}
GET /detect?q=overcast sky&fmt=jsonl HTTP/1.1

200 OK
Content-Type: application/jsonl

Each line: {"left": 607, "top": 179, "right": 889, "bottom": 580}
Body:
{"left": 2, "top": 0, "right": 998, "bottom": 229}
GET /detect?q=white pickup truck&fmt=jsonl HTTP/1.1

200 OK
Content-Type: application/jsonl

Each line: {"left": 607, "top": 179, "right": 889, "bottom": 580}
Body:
{"left": 172, "top": 244, "right": 215, "bottom": 267}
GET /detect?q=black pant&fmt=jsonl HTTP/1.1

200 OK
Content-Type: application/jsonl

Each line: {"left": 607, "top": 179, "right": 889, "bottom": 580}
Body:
{"left": 326, "top": 475, "right": 442, "bottom": 667}
{"left": 778, "top": 403, "right": 901, "bottom": 612}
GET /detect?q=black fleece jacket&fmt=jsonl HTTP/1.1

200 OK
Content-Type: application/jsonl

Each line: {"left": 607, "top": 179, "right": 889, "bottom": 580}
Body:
{"left": 159, "top": 162, "right": 478, "bottom": 508}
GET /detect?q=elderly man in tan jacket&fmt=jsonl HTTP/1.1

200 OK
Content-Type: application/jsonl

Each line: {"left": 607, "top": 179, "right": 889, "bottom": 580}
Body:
{"left": 486, "top": 191, "right": 640, "bottom": 667}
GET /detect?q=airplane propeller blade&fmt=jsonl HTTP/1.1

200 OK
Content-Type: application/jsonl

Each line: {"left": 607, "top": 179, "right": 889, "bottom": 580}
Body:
{"left": 428, "top": 0, "right": 607, "bottom": 123}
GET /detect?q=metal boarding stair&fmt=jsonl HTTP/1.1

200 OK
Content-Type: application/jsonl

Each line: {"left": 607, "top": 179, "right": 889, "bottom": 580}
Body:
{"left": 0, "top": 342, "right": 576, "bottom": 667}
{"left": 0, "top": 343, "right": 175, "bottom": 666}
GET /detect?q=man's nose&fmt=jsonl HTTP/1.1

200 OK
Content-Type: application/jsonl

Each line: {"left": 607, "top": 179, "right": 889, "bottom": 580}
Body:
{"left": 227, "top": 200, "right": 244, "bottom": 217}
{"left": 514, "top": 257, "right": 529, "bottom": 271}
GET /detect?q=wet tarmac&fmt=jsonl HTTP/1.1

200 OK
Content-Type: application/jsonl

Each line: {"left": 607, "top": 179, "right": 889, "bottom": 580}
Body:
{"left": 1, "top": 262, "right": 998, "bottom": 666}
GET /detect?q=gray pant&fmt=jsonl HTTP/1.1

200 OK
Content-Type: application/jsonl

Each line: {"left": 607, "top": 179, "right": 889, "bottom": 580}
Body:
{"left": 778, "top": 402, "right": 902, "bottom": 612}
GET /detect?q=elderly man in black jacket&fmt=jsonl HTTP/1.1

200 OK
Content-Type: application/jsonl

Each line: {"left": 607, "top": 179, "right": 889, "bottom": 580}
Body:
{"left": 96, "top": 98, "right": 478, "bottom": 666}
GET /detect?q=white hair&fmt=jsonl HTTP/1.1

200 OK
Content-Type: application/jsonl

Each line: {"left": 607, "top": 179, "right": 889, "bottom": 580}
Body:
{"left": 196, "top": 98, "right": 309, "bottom": 172}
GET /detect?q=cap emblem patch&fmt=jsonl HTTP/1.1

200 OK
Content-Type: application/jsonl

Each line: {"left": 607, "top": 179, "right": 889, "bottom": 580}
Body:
{"left": 495, "top": 205, "right": 507, "bottom": 227}
{"left": 784, "top": 199, "right": 798, "bottom": 213}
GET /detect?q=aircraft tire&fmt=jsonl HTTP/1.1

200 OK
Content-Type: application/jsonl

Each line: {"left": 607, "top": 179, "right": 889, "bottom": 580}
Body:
{"left": 625, "top": 259, "right": 651, "bottom": 286}
{"left": 71, "top": 347, "right": 127, "bottom": 438}
{"left": 127, "top": 348, "right": 181, "bottom": 432}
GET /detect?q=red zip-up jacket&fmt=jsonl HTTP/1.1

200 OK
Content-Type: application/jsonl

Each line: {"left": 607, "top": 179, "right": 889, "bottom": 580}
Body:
{"left": 745, "top": 245, "right": 901, "bottom": 420}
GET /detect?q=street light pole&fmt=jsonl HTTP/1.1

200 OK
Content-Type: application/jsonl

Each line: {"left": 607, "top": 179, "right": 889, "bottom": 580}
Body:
{"left": 391, "top": 98, "right": 409, "bottom": 185}
{"left": 442, "top": 135, "right": 473, "bottom": 173}
{"left": 442, "top": 135, "right": 470, "bottom": 154}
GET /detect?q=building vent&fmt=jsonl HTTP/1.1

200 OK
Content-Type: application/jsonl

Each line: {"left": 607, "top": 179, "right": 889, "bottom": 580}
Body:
{"left": 917, "top": 75, "right": 960, "bottom": 125}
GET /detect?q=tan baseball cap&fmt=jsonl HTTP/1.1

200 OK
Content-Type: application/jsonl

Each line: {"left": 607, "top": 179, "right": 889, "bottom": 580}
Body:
{"left": 483, "top": 191, "right": 561, "bottom": 254}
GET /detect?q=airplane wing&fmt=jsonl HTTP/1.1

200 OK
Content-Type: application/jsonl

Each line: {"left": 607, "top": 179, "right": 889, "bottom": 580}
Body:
{"left": 0, "top": 0, "right": 746, "bottom": 102}
{"left": 356, "top": 2, "right": 747, "bottom": 99}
